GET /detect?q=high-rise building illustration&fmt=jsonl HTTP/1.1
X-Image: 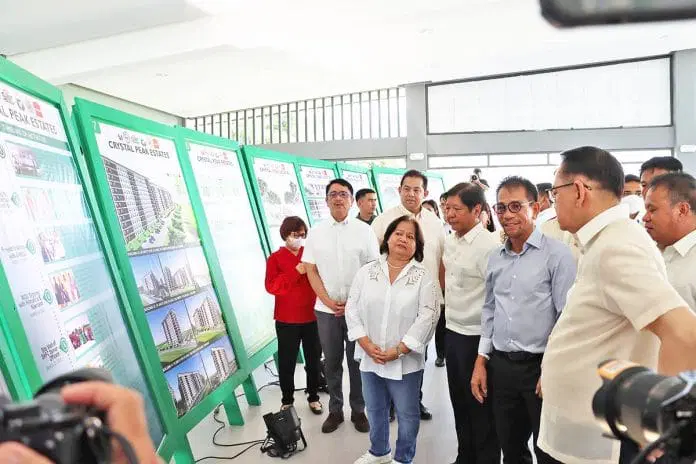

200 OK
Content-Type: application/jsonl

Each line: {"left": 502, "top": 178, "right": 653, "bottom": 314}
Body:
{"left": 178, "top": 371, "right": 206, "bottom": 409}
{"left": 162, "top": 310, "right": 184, "bottom": 347}
{"left": 162, "top": 265, "right": 190, "bottom": 292}
{"left": 211, "top": 347, "right": 231, "bottom": 378}
{"left": 104, "top": 158, "right": 174, "bottom": 242}
{"left": 142, "top": 270, "right": 168, "bottom": 298}
{"left": 192, "top": 296, "right": 223, "bottom": 330}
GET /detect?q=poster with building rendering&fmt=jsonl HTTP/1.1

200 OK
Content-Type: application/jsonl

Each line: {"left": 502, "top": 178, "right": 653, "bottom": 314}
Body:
{"left": 0, "top": 81, "right": 163, "bottom": 442}
{"left": 375, "top": 172, "right": 403, "bottom": 211}
{"left": 251, "top": 157, "right": 308, "bottom": 251}
{"left": 93, "top": 122, "right": 236, "bottom": 416}
{"left": 298, "top": 165, "right": 334, "bottom": 224}
{"left": 186, "top": 142, "right": 275, "bottom": 356}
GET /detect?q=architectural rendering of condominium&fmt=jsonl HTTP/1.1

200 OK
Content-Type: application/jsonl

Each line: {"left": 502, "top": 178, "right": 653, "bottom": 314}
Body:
{"left": 162, "top": 310, "right": 184, "bottom": 347}
{"left": 192, "top": 296, "right": 223, "bottom": 330}
{"left": 211, "top": 347, "right": 232, "bottom": 378}
{"left": 104, "top": 157, "right": 175, "bottom": 242}
{"left": 178, "top": 371, "right": 206, "bottom": 409}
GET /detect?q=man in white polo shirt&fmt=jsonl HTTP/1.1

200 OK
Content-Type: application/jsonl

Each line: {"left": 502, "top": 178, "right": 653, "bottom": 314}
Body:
{"left": 538, "top": 146, "right": 696, "bottom": 464}
{"left": 371, "top": 169, "right": 445, "bottom": 420}
{"left": 304, "top": 178, "right": 380, "bottom": 434}
{"left": 643, "top": 172, "right": 696, "bottom": 310}
{"left": 442, "top": 183, "right": 501, "bottom": 464}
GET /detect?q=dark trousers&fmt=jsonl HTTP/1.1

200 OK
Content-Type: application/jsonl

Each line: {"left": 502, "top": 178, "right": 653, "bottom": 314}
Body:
{"left": 435, "top": 304, "right": 446, "bottom": 360}
{"left": 315, "top": 311, "right": 364, "bottom": 414}
{"left": 488, "top": 351, "right": 559, "bottom": 464}
{"left": 445, "top": 330, "right": 500, "bottom": 464}
{"left": 275, "top": 321, "right": 321, "bottom": 405}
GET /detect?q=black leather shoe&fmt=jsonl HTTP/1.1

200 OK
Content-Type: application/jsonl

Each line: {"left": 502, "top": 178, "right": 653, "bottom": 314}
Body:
{"left": 435, "top": 357, "right": 445, "bottom": 367}
{"left": 321, "top": 411, "right": 344, "bottom": 433}
{"left": 420, "top": 402, "right": 432, "bottom": 420}
{"left": 351, "top": 411, "right": 370, "bottom": 433}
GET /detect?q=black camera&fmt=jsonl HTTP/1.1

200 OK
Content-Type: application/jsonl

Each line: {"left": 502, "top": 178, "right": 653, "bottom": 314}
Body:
{"left": 471, "top": 174, "right": 479, "bottom": 181}
{"left": 592, "top": 359, "right": 696, "bottom": 462}
{"left": 0, "top": 368, "right": 114, "bottom": 464}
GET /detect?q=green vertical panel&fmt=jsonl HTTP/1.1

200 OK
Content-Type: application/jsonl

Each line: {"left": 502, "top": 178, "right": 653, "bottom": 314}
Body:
{"left": 173, "top": 127, "right": 276, "bottom": 364}
{"left": 241, "top": 146, "right": 310, "bottom": 253}
{"left": 0, "top": 57, "right": 166, "bottom": 445}
{"left": 337, "top": 162, "right": 379, "bottom": 216}
{"left": 294, "top": 156, "right": 338, "bottom": 226}
{"left": 72, "top": 99, "right": 251, "bottom": 462}
{"left": 371, "top": 166, "right": 407, "bottom": 211}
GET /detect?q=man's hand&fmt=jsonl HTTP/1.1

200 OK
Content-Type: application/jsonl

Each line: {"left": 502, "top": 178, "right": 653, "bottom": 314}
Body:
{"left": 0, "top": 443, "right": 52, "bottom": 464}
{"left": 536, "top": 377, "right": 542, "bottom": 398}
{"left": 61, "top": 382, "right": 159, "bottom": 464}
{"left": 471, "top": 356, "right": 489, "bottom": 404}
{"left": 320, "top": 297, "right": 346, "bottom": 316}
{"left": 295, "top": 263, "right": 307, "bottom": 275}
{"left": 358, "top": 337, "right": 386, "bottom": 364}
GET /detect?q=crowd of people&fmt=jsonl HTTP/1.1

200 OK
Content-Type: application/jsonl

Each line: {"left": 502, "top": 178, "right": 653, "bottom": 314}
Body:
{"left": 264, "top": 146, "right": 696, "bottom": 464}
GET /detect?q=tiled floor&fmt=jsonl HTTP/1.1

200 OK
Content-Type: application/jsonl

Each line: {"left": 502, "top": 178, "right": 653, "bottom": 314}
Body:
{"left": 187, "top": 346, "right": 458, "bottom": 463}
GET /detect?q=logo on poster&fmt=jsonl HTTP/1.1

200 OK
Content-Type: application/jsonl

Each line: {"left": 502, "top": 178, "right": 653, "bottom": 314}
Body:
{"left": 43, "top": 289, "right": 53, "bottom": 304}
{"left": 26, "top": 239, "right": 36, "bottom": 255}
{"left": 59, "top": 338, "right": 69, "bottom": 353}
{"left": 0, "top": 88, "right": 57, "bottom": 135}
{"left": 10, "top": 192, "right": 20, "bottom": 207}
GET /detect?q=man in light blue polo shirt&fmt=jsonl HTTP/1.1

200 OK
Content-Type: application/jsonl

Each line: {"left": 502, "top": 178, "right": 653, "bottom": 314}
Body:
{"left": 471, "top": 176, "right": 576, "bottom": 464}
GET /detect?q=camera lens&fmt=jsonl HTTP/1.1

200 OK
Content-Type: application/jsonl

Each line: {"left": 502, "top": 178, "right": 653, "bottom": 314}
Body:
{"left": 593, "top": 363, "right": 686, "bottom": 445}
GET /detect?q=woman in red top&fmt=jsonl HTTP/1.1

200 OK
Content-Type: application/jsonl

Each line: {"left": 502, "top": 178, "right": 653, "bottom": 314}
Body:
{"left": 265, "top": 216, "right": 323, "bottom": 414}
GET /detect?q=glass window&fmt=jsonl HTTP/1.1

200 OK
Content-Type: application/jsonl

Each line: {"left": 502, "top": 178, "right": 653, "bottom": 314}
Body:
{"left": 315, "top": 99, "right": 324, "bottom": 142}
{"left": 343, "top": 96, "right": 352, "bottom": 139}
{"left": 379, "top": 90, "right": 390, "bottom": 138}
{"left": 221, "top": 114, "right": 229, "bottom": 139}
{"left": 353, "top": 94, "right": 362, "bottom": 139}
{"left": 212, "top": 114, "right": 221, "bottom": 137}
{"left": 289, "top": 103, "right": 297, "bottom": 143}
{"left": 324, "top": 98, "right": 333, "bottom": 141}
{"left": 262, "top": 107, "right": 272, "bottom": 144}
{"left": 280, "top": 104, "right": 289, "bottom": 144}
{"left": 389, "top": 89, "right": 399, "bottom": 138}
{"left": 370, "top": 91, "right": 380, "bottom": 138}
{"left": 298, "top": 101, "right": 306, "bottom": 143}
{"left": 399, "top": 88, "right": 407, "bottom": 137}
{"left": 489, "top": 153, "right": 549, "bottom": 166}
{"left": 254, "top": 108, "right": 263, "bottom": 144}
{"left": 334, "top": 97, "right": 343, "bottom": 141}
{"left": 429, "top": 155, "right": 489, "bottom": 168}
{"left": 307, "top": 100, "right": 315, "bottom": 142}
{"left": 428, "top": 58, "right": 671, "bottom": 133}
{"left": 204, "top": 116, "right": 212, "bottom": 134}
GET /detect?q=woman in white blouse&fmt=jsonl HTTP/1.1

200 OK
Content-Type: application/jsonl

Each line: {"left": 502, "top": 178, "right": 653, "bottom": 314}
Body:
{"left": 346, "top": 216, "right": 440, "bottom": 464}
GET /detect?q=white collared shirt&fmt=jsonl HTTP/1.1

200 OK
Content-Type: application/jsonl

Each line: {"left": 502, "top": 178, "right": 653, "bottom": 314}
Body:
{"left": 536, "top": 206, "right": 557, "bottom": 226}
{"left": 303, "top": 216, "right": 380, "bottom": 313}
{"left": 346, "top": 256, "right": 440, "bottom": 380}
{"left": 371, "top": 204, "right": 445, "bottom": 301}
{"left": 539, "top": 204, "right": 687, "bottom": 464}
{"left": 443, "top": 223, "right": 501, "bottom": 336}
{"left": 663, "top": 229, "right": 696, "bottom": 311}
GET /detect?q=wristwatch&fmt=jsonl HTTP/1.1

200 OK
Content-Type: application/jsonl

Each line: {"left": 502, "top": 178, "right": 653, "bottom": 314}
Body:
{"left": 396, "top": 344, "right": 405, "bottom": 359}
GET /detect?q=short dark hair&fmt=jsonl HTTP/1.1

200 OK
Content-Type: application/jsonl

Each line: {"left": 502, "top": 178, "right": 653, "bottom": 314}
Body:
{"left": 439, "top": 192, "right": 448, "bottom": 201}
{"left": 279, "top": 216, "right": 307, "bottom": 240}
{"left": 326, "top": 178, "right": 354, "bottom": 196}
{"left": 355, "top": 188, "right": 376, "bottom": 202}
{"left": 379, "top": 216, "right": 425, "bottom": 262}
{"left": 400, "top": 169, "right": 428, "bottom": 190}
{"left": 446, "top": 182, "right": 486, "bottom": 210}
{"left": 558, "top": 146, "right": 624, "bottom": 199}
{"left": 422, "top": 199, "right": 440, "bottom": 218}
{"left": 624, "top": 174, "right": 640, "bottom": 184}
{"left": 473, "top": 168, "right": 483, "bottom": 175}
{"left": 536, "top": 183, "right": 552, "bottom": 199}
{"left": 640, "top": 157, "right": 683, "bottom": 177}
{"left": 648, "top": 172, "right": 696, "bottom": 213}
{"left": 496, "top": 176, "right": 538, "bottom": 203}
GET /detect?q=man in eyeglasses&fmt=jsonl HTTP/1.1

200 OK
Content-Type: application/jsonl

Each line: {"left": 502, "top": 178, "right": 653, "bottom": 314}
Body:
{"left": 304, "top": 179, "right": 380, "bottom": 434}
{"left": 471, "top": 176, "right": 576, "bottom": 464}
{"left": 537, "top": 147, "right": 696, "bottom": 464}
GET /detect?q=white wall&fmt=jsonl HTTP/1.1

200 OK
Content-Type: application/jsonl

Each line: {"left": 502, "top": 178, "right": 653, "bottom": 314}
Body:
{"left": 59, "top": 83, "right": 183, "bottom": 126}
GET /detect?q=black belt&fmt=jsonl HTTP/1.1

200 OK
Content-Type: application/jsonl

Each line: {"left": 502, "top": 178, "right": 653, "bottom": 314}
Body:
{"left": 492, "top": 349, "right": 543, "bottom": 363}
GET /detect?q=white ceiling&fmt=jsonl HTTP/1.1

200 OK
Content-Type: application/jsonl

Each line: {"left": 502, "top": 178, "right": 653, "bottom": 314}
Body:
{"left": 5, "top": 0, "right": 696, "bottom": 118}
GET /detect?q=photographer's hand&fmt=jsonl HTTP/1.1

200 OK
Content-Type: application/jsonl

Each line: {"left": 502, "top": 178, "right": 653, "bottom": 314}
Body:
{"left": 0, "top": 442, "right": 53, "bottom": 463}
{"left": 62, "top": 382, "right": 160, "bottom": 464}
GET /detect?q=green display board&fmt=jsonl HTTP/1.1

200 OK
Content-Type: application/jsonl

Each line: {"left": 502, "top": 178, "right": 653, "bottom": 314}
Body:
{"left": 242, "top": 147, "right": 310, "bottom": 252}
{"left": 295, "top": 156, "right": 339, "bottom": 226}
{"left": 425, "top": 172, "right": 447, "bottom": 205}
{"left": 0, "top": 59, "right": 165, "bottom": 441}
{"left": 337, "top": 162, "right": 378, "bottom": 218}
{"left": 73, "top": 99, "right": 260, "bottom": 463}
{"left": 174, "top": 127, "right": 277, "bottom": 368}
{"left": 371, "top": 166, "right": 406, "bottom": 212}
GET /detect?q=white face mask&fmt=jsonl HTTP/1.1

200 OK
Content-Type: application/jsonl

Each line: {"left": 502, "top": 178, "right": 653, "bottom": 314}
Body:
{"left": 287, "top": 237, "right": 305, "bottom": 249}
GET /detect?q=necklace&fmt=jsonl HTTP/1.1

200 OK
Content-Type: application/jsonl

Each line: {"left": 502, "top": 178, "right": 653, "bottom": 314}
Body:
{"left": 387, "top": 260, "right": 407, "bottom": 269}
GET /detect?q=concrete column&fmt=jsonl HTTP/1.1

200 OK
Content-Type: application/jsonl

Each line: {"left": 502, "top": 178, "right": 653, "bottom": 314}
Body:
{"left": 673, "top": 49, "right": 696, "bottom": 175}
{"left": 404, "top": 83, "right": 429, "bottom": 171}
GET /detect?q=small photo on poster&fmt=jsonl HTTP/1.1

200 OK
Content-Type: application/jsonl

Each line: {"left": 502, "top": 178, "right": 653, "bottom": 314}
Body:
{"left": 66, "top": 314, "right": 96, "bottom": 356}
{"left": 158, "top": 249, "right": 196, "bottom": 300}
{"left": 200, "top": 336, "right": 237, "bottom": 389}
{"left": 37, "top": 229, "right": 66, "bottom": 263}
{"left": 184, "top": 288, "right": 226, "bottom": 344}
{"left": 50, "top": 270, "right": 81, "bottom": 309}
{"left": 22, "top": 187, "right": 54, "bottom": 222}
{"left": 7, "top": 142, "right": 40, "bottom": 178}
{"left": 131, "top": 254, "right": 169, "bottom": 306}
{"left": 147, "top": 300, "right": 198, "bottom": 368}
{"left": 185, "top": 247, "right": 212, "bottom": 289}
{"left": 164, "top": 353, "right": 211, "bottom": 417}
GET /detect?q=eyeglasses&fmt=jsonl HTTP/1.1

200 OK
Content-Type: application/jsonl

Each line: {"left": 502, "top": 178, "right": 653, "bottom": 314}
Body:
{"left": 493, "top": 201, "right": 531, "bottom": 215}
{"left": 548, "top": 181, "right": 593, "bottom": 201}
{"left": 328, "top": 191, "right": 351, "bottom": 199}
{"left": 289, "top": 232, "right": 306, "bottom": 239}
